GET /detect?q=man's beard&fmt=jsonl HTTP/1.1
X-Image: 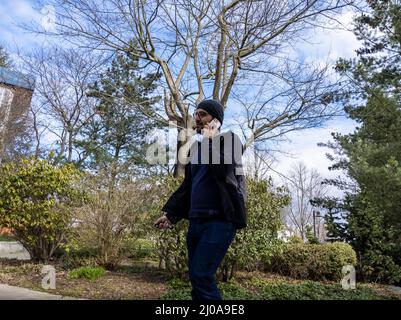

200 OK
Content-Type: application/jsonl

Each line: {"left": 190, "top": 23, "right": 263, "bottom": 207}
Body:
{"left": 195, "top": 122, "right": 204, "bottom": 133}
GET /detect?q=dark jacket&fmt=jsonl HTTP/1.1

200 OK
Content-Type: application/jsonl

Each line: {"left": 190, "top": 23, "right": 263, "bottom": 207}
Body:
{"left": 162, "top": 131, "right": 247, "bottom": 229}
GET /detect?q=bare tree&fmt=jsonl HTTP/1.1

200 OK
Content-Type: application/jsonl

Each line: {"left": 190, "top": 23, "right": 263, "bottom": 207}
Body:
{"left": 243, "top": 144, "right": 277, "bottom": 181}
{"left": 29, "top": 103, "right": 47, "bottom": 158}
{"left": 27, "top": 0, "right": 356, "bottom": 175}
{"left": 282, "top": 161, "right": 327, "bottom": 241}
{"left": 18, "top": 46, "right": 105, "bottom": 162}
{"left": 233, "top": 60, "right": 342, "bottom": 150}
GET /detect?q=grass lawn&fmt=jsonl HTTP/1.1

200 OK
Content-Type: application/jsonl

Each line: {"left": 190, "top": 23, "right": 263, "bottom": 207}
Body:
{"left": 0, "top": 259, "right": 400, "bottom": 300}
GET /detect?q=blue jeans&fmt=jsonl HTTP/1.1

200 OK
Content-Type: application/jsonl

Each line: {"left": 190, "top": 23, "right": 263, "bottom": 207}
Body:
{"left": 186, "top": 218, "right": 236, "bottom": 300}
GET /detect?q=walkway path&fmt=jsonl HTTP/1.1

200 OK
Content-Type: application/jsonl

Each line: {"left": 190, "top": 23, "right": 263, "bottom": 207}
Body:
{"left": 0, "top": 284, "right": 79, "bottom": 300}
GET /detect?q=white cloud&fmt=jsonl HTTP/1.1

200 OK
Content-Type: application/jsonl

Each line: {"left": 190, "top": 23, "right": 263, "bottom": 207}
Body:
{"left": 11, "top": 0, "right": 42, "bottom": 21}
{"left": 299, "top": 11, "right": 361, "bottom": 64}
{"left": 270, "top": 117, "right": 356, "bottom": 187}
{"left": 0, "top": 0, "right": 53, "bottom": 53}
{"left": 40, "top": 4, "right": 56, "bottom": 32}
{"left": 262, "top": 10, "right": 362, "bottom": 189}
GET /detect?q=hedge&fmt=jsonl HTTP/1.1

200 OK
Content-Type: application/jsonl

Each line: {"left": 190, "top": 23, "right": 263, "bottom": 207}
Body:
{"left": 268, "top": 242, "right": 357, "bottom": 281}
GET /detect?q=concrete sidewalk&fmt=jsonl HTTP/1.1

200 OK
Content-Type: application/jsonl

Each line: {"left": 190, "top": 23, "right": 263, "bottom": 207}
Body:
{"left": 0, "top": 284, "right": 80, "bottom": 300}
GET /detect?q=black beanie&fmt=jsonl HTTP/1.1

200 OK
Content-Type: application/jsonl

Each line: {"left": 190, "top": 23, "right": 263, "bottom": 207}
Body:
{"left": 196, "top": 99, "right": 224, "bottom": 125}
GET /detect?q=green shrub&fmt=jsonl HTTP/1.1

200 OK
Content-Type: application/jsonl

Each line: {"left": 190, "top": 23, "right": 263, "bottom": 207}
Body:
{"left": 0, "top": 157, "right": 85, "bottom": 263}
{"left": 219, "top": 282, "right": 254, "bottom": 300}
{"left": 58, "top": 247, "right": 98, "bottom": 269}
{"left": 146, "top": 175, "right": 189, "bottom": 278}
{"left": 161, "top": 276, "right": 391, "bottom": 300}
{"left": 287, "top": 235, "right": 304, "bottom": 244}
{"left": 255, "top": 280, "right": 385, "bottom": 300}
{"left": 268, "top": 242, "right": 357, "bottom": 281}
{"left": 219, "top": 177, "right": 290, "bottom": 281}
{"left": 68, "top": 266, "right": 106, "bottom": 280}
{"left": 125, "top": 238, "right": 157, "bottom": 260}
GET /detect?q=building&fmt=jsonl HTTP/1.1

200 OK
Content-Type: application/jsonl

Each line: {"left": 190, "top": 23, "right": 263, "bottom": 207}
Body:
{"left": 0, "top": 66, "right": 35, "bottom": 162}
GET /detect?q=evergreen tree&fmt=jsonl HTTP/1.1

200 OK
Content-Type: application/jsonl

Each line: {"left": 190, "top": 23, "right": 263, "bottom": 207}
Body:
{"left": 311, "top": 197, "right": 347, "bottom": 242}
{"left": 318, "top": 0, "right": 401, "bottom": 284}
{"left": 305, "top": 225, "right": 319, "bottom": 244}
{"left": 75, "top": 50, "right": 162, "bottom": 184}
{"left": 0, "top": 45, "right": 11, "bottom": 67}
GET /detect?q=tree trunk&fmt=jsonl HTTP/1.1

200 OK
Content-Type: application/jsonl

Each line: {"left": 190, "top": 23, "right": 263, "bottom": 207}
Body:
{"left": 173, "top": 138, "right": 186, "bottom": 178}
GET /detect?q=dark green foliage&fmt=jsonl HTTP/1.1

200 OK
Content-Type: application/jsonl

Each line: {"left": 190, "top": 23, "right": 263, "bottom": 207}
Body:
{"left": 268, "top": 242, "right": 357, "bottom": 281}
{"left": 0, "top": 45, "right": 11, "bottom": 67}
{"left": 253, "top": 281, "right": 388, "bottom": 300}
{"left": 311, "top": 197, "right": 347, "bottom": 242}
{"left": 218, "top": 177, "right": 290, "bottom": 281}
{"left": 317, "top": 0, "right": 401, "bottom": 284}
{"left": 161, "top": 277, "right": 394, "bottom": 300}
{"left": 305, "top": 225, "right": 319, "bottom": 244}
{"left": 75, "top": 49, "right": 162, "bottom": 181}
{"left": 124, "top": 238, "right": 157, "bottom": 260}
{"left": 57, "top": 246, "right": 98, "bottom": 270}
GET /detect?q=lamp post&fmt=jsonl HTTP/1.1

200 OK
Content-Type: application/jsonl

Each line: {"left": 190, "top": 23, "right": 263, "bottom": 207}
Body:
{"left": 312, "top": 210, "right": 322, "bottom": 240}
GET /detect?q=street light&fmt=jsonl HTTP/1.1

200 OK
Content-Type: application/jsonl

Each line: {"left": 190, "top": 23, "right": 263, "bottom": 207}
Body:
{"left": 312, "top": 210, "right": 322, "bottom": 240}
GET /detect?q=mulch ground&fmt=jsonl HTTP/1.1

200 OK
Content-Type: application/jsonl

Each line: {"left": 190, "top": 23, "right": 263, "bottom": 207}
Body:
{"left": 0, "top": 259, "right": 169, "bottom": 299}
{"left": 1, "top": 259, "right": 400, "bottom": 300}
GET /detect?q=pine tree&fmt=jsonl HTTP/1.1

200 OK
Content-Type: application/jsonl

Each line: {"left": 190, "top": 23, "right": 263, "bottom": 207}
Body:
{"left": 0, "top": 45, "right": 11, "bottom": 68}
{"left": 75, "top": 50, "right": 162, "bottom": 184}
{"left": 311, "top": 197, "right": 347, "bottom": 242}
{"left": 318, "top": 0, "right": 401, "bottom": 284}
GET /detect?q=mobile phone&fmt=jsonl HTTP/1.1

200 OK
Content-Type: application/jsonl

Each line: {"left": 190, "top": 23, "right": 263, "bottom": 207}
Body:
{"left": 209, "top": 118, "right": 221, "bottom": 130}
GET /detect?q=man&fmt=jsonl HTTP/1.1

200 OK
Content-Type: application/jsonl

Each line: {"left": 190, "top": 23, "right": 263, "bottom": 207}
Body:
{"left": 154, "top": 99, "right": 247, "bottom": 300}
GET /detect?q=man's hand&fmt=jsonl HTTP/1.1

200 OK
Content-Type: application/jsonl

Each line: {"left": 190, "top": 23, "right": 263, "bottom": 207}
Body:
{"left": 154, "top": 214, "right": 173, "bottom": 229}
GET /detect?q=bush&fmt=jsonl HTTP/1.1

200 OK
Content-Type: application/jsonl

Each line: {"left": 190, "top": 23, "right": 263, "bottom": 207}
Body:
{"left": 287, "top": 235, "right": 304, "bottom": 244}
{"left": 68, "top": 266, "right": 106, "bottom": 280}
{"left": 254, "top": 280, "right": 386, "bottom": 300}
{"left": 161, "top": 276, "right": 390, "bottom": 300}
{"left": 125, "top": 238, "right": 157, "bottom": 260}
{"left": 0, "top": 157, "right": 85, "bottom": 263}
{"left": 57, "top": 246, "right": 98, "bottom": 270}
{"left": 219, "top": 177, "right": 290, "bottom": 281}
{"left": 268, "top": 242, "right": 357, "bottom": 281}
{"left": 145, "top": 175, "right": 189, "bottom": 278}
{"left": 72, "top": 173, "right": 152, "bottom": 270}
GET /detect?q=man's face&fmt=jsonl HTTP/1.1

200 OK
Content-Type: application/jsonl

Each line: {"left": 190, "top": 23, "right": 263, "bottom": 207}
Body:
{"left": 193, "top": 108, "right": 213, "bottom": 133}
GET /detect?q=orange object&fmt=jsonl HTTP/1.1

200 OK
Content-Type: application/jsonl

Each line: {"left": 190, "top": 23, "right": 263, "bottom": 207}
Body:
{"left": 0, "top": 227, "right": 12, "bottom": 235}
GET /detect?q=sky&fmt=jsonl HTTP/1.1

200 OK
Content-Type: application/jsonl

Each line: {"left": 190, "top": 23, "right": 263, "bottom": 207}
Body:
{"left": 0, "top": 0, "right": 362, "bottom": 188}
{"left": 269, "top": 11, "right": 361, "bottom": 185}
